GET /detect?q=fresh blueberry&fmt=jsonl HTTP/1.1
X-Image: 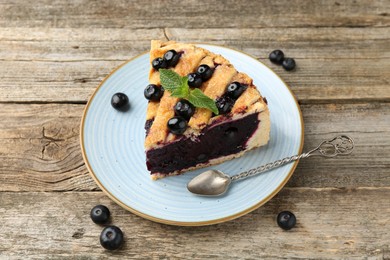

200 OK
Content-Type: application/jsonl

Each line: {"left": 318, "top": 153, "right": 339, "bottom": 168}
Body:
{"left": 90, "top": 205, "right": 110, "bottom": 224}
{"left": 174, "top": 99, "right": 195, "bottom": 120}
{"left": 282, "top": 58, "right": 296, "bottom": 71}
{"left": 167, "top": 116, "right": 187, "bottom": 135}
{"left": 277, "top": 211, "right": 296, "bottom": 230}
{"left": 215, "top": 96, "right": 234, "bottom": 114}
{"left": 197, "top": 64, "right": 213, "bottom": 81}
{"left": 163, "top": 50, "right": 180, "bottom": 67}
{"left": 144, "top": 84, "right": 164, "bottom": 101}
{"left": 269, "top": 50, "right": 285, "bottom": 64}
{"left": 187, "top": 73, "right": 203, "bottom": 88}
{"left": 111, "top": 93, "right": 130, "bottom": 111}
{"left": 227, "top": 82, "right": 246, "bottom": 99}
{"left": 100, "top": 226, "right": 124, "bottom": 250}
{"left": 152, "top": 57, "right": 168, "bottom": 70}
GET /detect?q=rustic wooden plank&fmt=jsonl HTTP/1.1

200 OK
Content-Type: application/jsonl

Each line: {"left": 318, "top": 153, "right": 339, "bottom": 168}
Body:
{"left": 1, "top": 27, "right": 388, "bottom": 60}
{"left": 1, "top": 58, "right": 388, "bottom": 102}
{"left": 0, "top": 60, "right": 120, "bottom": 103}
{"left": 0, "top": 189, "right": 389, "bottom": 258}
{"left": 166, "top": 27, "right": 390, "bottom": 59}
{"left": 0, "top": 0, "right": 388, "bottom": 29}
{"left": 291, "top": 102, "right": 390, "bottom": 188}
{"left": 0, "top": 27, "right": 388, "bottom": 102}
{"left": 0, "top": 28, "right": 164, "bottom": 61}
{"left": 0, "top": 102, "right": 389, "bottom": 192}
{"left": 0, "top": 104, "right": 96, "bottom": 191}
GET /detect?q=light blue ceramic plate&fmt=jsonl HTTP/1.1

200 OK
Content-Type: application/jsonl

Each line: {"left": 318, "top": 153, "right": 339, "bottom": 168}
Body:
{"left": 80, "top": 44, "right": 303, "bottom": 226}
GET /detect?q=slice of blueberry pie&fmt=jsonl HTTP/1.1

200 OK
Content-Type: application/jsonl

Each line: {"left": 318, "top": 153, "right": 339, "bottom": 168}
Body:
{"left": 144, "top": 40, "right": 270, "bottom": 180}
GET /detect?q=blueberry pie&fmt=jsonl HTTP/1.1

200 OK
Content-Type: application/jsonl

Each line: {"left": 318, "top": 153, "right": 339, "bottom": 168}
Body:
{"left": 145, "top": 40, "right": 270, "bottom": 180}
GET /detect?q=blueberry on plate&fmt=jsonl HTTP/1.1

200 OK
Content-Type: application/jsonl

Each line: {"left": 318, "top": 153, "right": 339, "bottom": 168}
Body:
{"left": 167, "top": 116, "right": 187, "bottom": 135}
{"left": 90, "top": 205, "right": 110, "bottom": 224}
{"left": 282, "top": 58, "right": 296, "bottom": 71}
{"left": 187, "top": 73, "right": 203, "bottom": 88}
{"left": 269, "top": 50, "right": 285, "bottom": 64}
{"left": 197, "top": 64, "right": 213, "bottom": 81}
{"left": 100, "top": 226, "right": 124, "bottom": 250}
{"left": 277, "top": 211, "right": 296, "bottom": 230}
{"left": 163, "top": 50, "right": 180, "bottom": 67}
{"left": 174, "top": 99, "right": 195, "bottom": 120}
{"left": 227, "top": 82, "right": 245, "bottom": 99}
{"left": 111, "top": 93, "right": 130, "bottom": 112}
{"left": 152, "top": 57, "right": 168, "bottom": 70}
{"left": 144, "top": 84, "right": 164, "bottom": 101}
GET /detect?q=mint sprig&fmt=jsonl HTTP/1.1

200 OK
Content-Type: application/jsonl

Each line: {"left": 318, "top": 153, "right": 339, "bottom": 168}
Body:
{"left": 159, "top": 69, "right": 219, "bottom": 115}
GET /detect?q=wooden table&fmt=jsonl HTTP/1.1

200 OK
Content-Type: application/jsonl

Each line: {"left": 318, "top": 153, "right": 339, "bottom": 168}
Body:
{"left": 1, "top": 0, "right": 389, "bottom": 258}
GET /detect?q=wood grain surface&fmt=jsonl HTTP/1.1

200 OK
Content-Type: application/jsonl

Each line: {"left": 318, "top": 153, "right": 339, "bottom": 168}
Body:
{"left": 1, "top": 189, "right": 390, "bottom": 259}
{"left": 1, "top": 27, "right": 389, "bottom": 102}
{"left": 0, "top": 0, "right": 389, "bottom": 259}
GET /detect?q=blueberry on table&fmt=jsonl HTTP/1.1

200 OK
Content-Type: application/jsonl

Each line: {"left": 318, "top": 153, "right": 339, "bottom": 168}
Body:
{"left": 144, "top": 84, "right": 164, "bottom": 101}
{"left": 90, "top": 205, "right": 110, "bottom": 224}
{"left": 282, "top": 58, "right": 296, "bottom": 71}
{"left": 227, "top": 82, "right": 245, "bottom": 99}
{"left": 187, "top": 73, "right": 203, "bottom": 88}
{"left": 174, "top": 99, "right": 195, "bottom": 120}
{"left": 277, "top": 211, "right": 296, "bottom": 230}
{"left": 100, "top": 226, "right": 124, "bottom": 250}
{"left": 111, "top": 93, "right": 130, "bottom": 112}
{"left": 163, "top": 50, "right": 180, "bottom": 67}
{"left": 152, "top": 57, "right": 168, "bottom": 70}
{"left": 167, "top": 116, "right": 187, "bottom": 135}
{"left": 197, "top": 64, "right": 213, "bottom": 81}
{"left": 269, "top": 50, "right": 285, "bottom": 64}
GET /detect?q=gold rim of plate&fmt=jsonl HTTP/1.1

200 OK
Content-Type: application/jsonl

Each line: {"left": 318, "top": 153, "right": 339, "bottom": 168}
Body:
{"left": 79, "top": 43, "right": 305, "bottom": 226}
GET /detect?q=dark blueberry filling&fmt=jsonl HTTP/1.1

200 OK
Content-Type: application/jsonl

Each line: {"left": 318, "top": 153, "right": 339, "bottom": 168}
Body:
{"left": 146, "top": 112, "right": 260, "bottom": 174}
{"left": 145, "top": 118, "right": 154, "bottom": 136}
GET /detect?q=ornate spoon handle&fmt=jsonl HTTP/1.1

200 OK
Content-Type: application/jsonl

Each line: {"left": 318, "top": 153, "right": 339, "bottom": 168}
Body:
{"left": 230, "top": 135, "right": 354, "bottom": 182}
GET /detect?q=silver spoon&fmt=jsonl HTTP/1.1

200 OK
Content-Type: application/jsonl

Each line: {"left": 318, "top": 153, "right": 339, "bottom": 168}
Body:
{"left": 187, "top": 135, "right": 354, "bottom": 196}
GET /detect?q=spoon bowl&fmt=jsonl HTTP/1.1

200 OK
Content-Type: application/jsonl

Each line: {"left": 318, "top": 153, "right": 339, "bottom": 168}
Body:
{"left": 187, "top": 170, "right": 231, "bottom": 196}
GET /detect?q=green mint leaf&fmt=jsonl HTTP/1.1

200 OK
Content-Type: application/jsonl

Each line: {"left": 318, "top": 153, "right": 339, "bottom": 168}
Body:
{"left": 159, "top": 69, "right": 182, "bottom": 92}
{"left": 159, "top": 69, "right": 189, "bottom": 98}
{"left": 171, "top": 76, "right": 189, "bottom": 98}
{"left": 159, "top": 69, "right": 219, "bottom": 114}
{"left": 188, "top": 88, "right": 219, "bottom": 115}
